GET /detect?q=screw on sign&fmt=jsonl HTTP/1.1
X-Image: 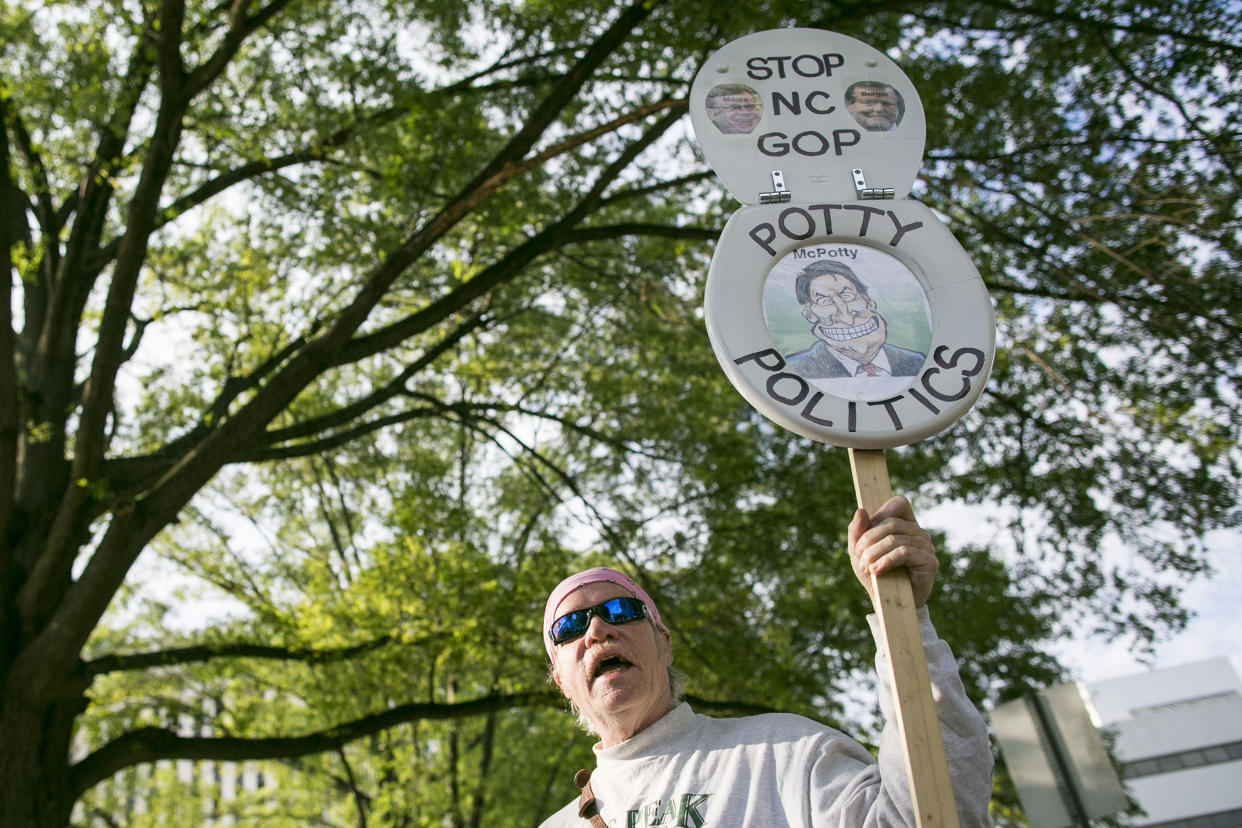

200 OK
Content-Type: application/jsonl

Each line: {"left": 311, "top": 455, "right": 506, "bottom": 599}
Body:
{"left": 691, "top": 28, "right": 997, "bottom": 828}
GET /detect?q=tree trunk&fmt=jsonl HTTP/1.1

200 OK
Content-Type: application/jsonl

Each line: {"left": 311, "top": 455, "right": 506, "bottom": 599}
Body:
{"left": 0, "top": 675, "right": 85, "bottom": 828}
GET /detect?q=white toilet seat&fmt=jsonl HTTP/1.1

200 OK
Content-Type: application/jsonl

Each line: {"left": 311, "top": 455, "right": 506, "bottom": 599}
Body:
{"left": 704, "top": 199, "right": 994, "bottom": 448}
{"left": 692, "top": 28, "right": 995, "bottom": 448}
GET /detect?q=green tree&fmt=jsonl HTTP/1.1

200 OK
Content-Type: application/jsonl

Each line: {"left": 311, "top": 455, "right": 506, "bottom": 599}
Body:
{"left": 2, "top": 0, "right": 1238, "bottom": 825}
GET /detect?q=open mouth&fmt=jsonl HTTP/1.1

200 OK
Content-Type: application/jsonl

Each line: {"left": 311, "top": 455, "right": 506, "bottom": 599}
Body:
{"left": 592, "top": 655, "right": 632, "bottom": 681}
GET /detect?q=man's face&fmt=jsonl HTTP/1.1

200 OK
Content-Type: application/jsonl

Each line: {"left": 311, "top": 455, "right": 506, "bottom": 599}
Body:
{"left": 802, "top": 272, "right": 888, "bottom": 364}
{"left": 847, "top": 86, "right": 901, "bottom": 131}
{"left": 706, "top": 92, "right": 762, "bottom": 134}
{"left": 549, "top": 582, "right": 673, "bottom": 747}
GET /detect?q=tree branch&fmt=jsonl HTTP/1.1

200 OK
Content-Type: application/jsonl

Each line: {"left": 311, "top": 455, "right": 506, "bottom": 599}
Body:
{"left": 5, "top": 103, "right": 55, "bottom": 275}
{"left": 185, "top": 0, "right": 298, "bottom": 99}
{"left": 560, "top": 222, "right": 719, "bottom": 244}
{"left": 265, "top": 311, "right": 490, "bottom": 444}
{"left": 97, "top": 310, "right": 483, "bottom": 497}
{"left": 248, "top": 408, "right": 444, "bottom": 461}
{"left": 84, "top": 634, "right": 415, "bottom": 677}
{"left": 597, "top": 170, "right": 717, "bottom": 209}
{"left": 91, "top": 41, "right": 645, "bottom": 271}
{"left": 972, "top": 0, "right": 1241, "bottom": 51}
{"left": 15, "top": 0, "right": 194, "bottom": 641}
{"left": 69, "top": 691, "right": 561, "bottom": 799}
{"left": 29, "top": 0, "right": 668, "bottom": 677}
{"left": 46, "top": 1, "right": 157, "bottom": 302}
{"left": 0, "top": 96, "right": 23, "bottom": 621}
{"left": 231, "top": 215, "right": 706, "bottom": 463}
{"left": 10, "top": 6, "right": 161, "bottom": 613}
{"left": 337, "top": 103, "right": 690, "bottom": 366}
{"left": 91, "top": 140, "right": 375, "bottom": 270}
{"left": 105, "top": 207, "right": 706, "bottom": 481}
{"left": 1094, "top": 32, "right": 1240, "bottom": 186}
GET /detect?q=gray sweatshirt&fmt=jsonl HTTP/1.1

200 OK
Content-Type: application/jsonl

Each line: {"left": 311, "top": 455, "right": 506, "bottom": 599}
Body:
{"left": 540, "top": 607, "right": 992, "bottom": 827}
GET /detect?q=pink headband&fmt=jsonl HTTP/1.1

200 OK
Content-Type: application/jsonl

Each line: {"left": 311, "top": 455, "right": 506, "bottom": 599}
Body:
{"left": 543, "top": 567, "right": 662, "bottom": 658}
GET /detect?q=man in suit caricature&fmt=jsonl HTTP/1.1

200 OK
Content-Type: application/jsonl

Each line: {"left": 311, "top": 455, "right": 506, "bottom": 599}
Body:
{"left": 785, "top": 260, "right": 926, "bottom": 380}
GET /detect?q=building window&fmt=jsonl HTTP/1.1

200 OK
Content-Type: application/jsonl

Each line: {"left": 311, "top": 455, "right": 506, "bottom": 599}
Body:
{"left": 1148, "top": 806, "right": 1242, "bottom": 828}
{"left": 1122, "top": 739, "right": 1242, "bottom": 779}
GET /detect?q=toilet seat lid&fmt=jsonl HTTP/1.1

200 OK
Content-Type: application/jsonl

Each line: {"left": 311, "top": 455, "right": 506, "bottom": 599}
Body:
{"left": 690, "top": 28, "right": 926, "bottom": 204}
{"left": 702, "top": 201, "right": 995, "bottom": 449}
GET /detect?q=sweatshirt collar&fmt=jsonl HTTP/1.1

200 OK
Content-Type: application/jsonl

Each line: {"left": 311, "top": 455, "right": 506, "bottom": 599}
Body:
{"left": 595, "top": 702, "right": 694, "bottom": 764}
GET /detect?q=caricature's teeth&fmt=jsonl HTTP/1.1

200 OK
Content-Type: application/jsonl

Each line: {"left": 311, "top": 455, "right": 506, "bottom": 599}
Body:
{"left": 818, "top": 316, "right": 879, "bottom": 341}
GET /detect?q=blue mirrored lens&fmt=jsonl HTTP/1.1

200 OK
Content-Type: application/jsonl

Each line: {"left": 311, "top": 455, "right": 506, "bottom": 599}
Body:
{"left": 550, "top": 597, "right": 646, "bottom": 645}
{"left": 550, "top": 611, "right": 589, "bottom": 642}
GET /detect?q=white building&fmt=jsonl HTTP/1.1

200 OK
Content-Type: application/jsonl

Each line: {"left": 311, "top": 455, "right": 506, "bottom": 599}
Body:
{"left": 1083, "top": 657, "right": 1242, "bottom": 828}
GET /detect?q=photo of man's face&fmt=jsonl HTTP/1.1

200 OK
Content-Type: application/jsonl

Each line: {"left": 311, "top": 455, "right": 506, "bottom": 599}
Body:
{"left": 845, "top": 82, "right": 904, "bottom": 132}
{"left": 762, "top": 247, "right": 933, "bottom": 402}
{"left": 705, "top": 84, "right": 763, "bottom": 134}
{"left": 801, "top": 269, "right": 888, "bottom": 365}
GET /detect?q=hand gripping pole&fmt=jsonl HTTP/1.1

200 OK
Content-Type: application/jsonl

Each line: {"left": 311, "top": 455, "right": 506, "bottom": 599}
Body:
{"left": 849, "top": 448, "right": 960, "bottom": 828}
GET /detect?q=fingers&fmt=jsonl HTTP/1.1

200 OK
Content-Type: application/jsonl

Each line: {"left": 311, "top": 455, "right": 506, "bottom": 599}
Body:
{"left": 848, "top": 507, "right": 869, "bottom": 550}
{"left": 868, "top": 493, "right": 917, "bottom": 525}
{"left": 847, "top": 508, "right": 875, "bottom": 603}
{"left": 848, "top": 496, "right": 939, "bottom": 607}
{"left": 851, "top": 496, "right": 924, "bottom": 567}
{"left": 854, "top": 530, "right": 935, "bottom": 573}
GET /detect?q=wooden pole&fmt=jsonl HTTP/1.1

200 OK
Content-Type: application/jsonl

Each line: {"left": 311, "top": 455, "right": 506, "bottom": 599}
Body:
{"left": 849, "top": 448, "right": 960, "bottom": 828}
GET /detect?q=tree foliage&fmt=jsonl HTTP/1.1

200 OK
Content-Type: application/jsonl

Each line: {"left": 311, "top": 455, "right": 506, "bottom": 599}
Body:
{"left": 1, "top": 0, "right": 1238, "bottom": 824}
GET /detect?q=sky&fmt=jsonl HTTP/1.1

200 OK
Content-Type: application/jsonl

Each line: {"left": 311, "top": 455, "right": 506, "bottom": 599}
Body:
{"left": 1054, "top": 527, "right": 1242, "bottom": 687}
{"left": 921, "top": 503, "right": 1242, "bottom": 689}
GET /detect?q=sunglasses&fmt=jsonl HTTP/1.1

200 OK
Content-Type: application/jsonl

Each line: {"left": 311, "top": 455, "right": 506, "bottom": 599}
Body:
{"left": 549, "top": 597, "right": 648, "bottom": 646}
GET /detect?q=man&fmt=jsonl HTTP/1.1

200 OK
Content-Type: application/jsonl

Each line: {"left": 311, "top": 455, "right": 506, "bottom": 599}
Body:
{"left": 705, "top": 83, "right": 764, "bottom": 134}
{"left": 539, "top": 496, "right": 993, "bottom": 827}
{"left": 785, "top": 259, "right": 926, "bottom": 381}
{"left": 845, "top": 81, "right": 905, "bottom": 132}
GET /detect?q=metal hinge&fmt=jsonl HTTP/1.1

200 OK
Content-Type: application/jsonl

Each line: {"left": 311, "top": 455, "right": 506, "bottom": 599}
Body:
{"left": 853, "top": 168, "right": 895, "bottom": 200}
{"left": 759, "top": 171, "right": 791, "bottom": 204}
